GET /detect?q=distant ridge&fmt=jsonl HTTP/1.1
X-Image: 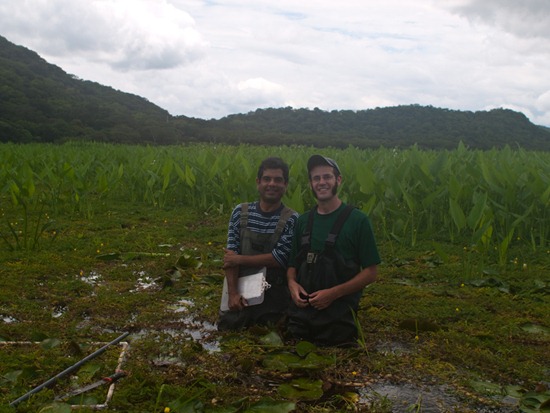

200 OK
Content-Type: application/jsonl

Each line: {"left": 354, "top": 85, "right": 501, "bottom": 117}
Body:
{"left": 1, "top": 35, "right": 549, "bottom": 150}
{"left": 179, "top": 105, "right": 550, "bottom": 150}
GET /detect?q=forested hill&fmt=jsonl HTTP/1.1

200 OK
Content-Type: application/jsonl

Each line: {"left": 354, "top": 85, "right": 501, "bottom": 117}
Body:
{"left": 0, "top": 35, "right": 180, "bottom": 144}
{"left": 177, "top": 106, "right": 550, "bottom": 150}
{"left": 1, "top": 35, "right": 549, "bottom": 150}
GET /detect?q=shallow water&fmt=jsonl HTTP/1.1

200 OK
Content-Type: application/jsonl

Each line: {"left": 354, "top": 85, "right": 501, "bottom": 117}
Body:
{"left": 360, "top": 381, "right": 518, "bottom": 413}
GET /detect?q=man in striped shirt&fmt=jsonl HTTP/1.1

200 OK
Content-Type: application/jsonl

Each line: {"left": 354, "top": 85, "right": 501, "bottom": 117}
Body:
{"left": 217, "top": 157, "right": 298, "bottom": 331}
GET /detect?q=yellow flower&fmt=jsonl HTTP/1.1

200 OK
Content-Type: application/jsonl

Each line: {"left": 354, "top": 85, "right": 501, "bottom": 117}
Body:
{"left": 164, "top": 407, "right": 171, "bottom": 413}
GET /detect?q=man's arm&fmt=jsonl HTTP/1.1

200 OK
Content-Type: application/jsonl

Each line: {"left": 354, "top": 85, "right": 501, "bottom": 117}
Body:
{"left": 223, "top": 248, "right": 281, "bottom": 269}
{"left": 225, "top": 264, "right": 246, "bottom": 311}
{"left": 307, "top": 265, "right": 378, "bottom": 310}
{"left": 223, "top": 248, "right": 281, "bottom": 311}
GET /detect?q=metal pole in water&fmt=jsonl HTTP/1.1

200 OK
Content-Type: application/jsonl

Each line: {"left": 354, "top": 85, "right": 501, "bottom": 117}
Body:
{"left": 9, "top": 332, "right": 130, "bottom": 407}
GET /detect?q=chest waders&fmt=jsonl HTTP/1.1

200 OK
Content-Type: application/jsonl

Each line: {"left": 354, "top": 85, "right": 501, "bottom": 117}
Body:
{"left": 218, "top": 203, "right": 293, "bottom": 331}
{"left": 239, "top": 203, "right": 293, "bottom": 283}
{"left": 289, "top": 205, "right": 361, "bottom": 345}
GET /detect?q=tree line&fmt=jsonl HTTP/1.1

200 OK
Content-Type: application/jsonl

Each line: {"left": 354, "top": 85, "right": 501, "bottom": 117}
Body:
{"left": 1, "top": 35, "right": 549, "bottom": 150}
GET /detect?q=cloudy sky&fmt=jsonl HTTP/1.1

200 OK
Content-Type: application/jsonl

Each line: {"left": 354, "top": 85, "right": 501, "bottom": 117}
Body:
{"left": 1, "top": 0, "right": 549, "bottom": 126}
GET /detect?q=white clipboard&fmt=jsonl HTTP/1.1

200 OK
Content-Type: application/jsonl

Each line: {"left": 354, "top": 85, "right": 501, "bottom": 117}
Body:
{"left": 220, "top": 267, "right": 270, "bottom": 311}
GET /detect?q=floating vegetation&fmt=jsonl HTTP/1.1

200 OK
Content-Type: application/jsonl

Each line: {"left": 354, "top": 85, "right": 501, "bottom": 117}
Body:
{"left": 1, "top": 143, "right": 548, "bottom": 412}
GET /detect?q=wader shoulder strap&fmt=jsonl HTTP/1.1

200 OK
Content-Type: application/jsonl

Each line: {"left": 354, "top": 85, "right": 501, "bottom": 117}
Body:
{"left": 294, "top": 207, "right": 316, "bottom": 265}
{"left": 240, "top": 202, "right": 250, "bottom": 229}
{"left": 241, "top": 203, "right": 294, "bottom": 247}
{"left": 300, "top": 206, "right": 317, "bottom": 250}
{"left": 296, "top": 204, "right": 355, "bottom": 266}
{"left": 325, "top": 204, "right": 356, "bottom": 247}
{"left": 273, "top": 206, "right": 294, "bottom": 243}
{"left": 299, "top": 204, "right": 355, "bottom": 248}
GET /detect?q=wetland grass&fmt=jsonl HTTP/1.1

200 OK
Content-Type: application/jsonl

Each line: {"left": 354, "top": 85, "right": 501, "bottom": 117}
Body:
{"left": 1, "top": 143, "right": 548, "bottom": 412}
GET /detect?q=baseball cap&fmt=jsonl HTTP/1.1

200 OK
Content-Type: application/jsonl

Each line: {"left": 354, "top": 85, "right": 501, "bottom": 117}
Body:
{"left": 307, "top": 155, "right": 341, "bottom": 175}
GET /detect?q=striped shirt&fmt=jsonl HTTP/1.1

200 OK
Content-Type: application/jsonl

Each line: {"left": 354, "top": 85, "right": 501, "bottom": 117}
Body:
{"left": 226, "top": 201, "right": 298, "bottom": 268}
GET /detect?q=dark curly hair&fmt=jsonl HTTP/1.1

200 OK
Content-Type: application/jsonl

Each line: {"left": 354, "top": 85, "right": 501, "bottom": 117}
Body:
{"left": 257, "top": 157, "right": 290, "bottom": 183}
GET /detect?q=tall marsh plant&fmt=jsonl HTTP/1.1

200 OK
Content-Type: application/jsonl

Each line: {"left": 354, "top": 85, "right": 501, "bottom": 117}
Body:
{"left": 1, "top": 142, "right": 548, "bottom": 261}
{"left": 1, "top": 163, "right": 56, "bottom": 251}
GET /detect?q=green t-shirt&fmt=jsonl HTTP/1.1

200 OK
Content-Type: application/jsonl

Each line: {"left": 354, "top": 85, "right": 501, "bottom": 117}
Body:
{"left": 288, "top": 203, "right": 381, "bottom": 269}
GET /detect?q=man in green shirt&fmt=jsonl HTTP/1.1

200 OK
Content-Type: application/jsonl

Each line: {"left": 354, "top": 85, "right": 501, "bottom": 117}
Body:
{"left": 286, "top": 155, "right": 381, "bottom": 346}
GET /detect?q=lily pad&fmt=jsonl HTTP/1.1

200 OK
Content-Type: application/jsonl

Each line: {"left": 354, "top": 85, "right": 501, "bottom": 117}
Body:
{"left": 260, "top": 331, "right": 284, "bottom": 347}
{"left": 41, "top": 338, "right": 61, "bottom": 349}
{"left": 398, "top": 318, "right": 440, "bottom": 332}
{"left": 175, "top": 253, "right": 202, "bottom": 270}
{"left": 519, "top": 391, "right": 550, "bottom": 411}
{"left": 263, "top": 350, "right": 334, "bottom": 372}
{"left": 278, "top": 378, "right": 324, "bottom": 400}
{"left": 263, "top": 352, "right": 301, "bottom": 372}
{"left": 95, "top": 252, "right": 120, "bottom": 261}
{"left": 469, "top": 380, "right": 503, "bottom": 396}
{"left": 38, "top": 403, "right": 72, "bottom": 413}
{"left": 520, "top": 323, "right": 550, "bottom": 336}
{"left": 295, "top": 341, "right": 317, "bottom": 357}
{"left": 466, "top": 277, "right": 510, "bottom": 293}
{"left": 243, "top": 399, "right": 296, "bottom": 413}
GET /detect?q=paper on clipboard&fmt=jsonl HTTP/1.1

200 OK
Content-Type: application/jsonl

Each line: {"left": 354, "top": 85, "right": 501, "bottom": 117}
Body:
{"left": 220, "top": 267, "right": 269, "bottom": 311}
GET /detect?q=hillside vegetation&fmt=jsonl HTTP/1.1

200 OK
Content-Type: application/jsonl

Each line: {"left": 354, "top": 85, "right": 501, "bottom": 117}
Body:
{"left": 1, "top": 35, "right": 549, "bottom": 150}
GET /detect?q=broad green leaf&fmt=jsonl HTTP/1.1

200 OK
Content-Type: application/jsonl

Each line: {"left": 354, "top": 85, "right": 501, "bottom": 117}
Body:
{"left": 469, "top": 380, "right": 503, "bottom": 396}
{"left": 175, "top": 253, "right": 202, "bottom": 270}
{"left": 168, "top": 399, "right": 204, "bottom": 413}
{"left": 278, "top": 378, "right": 323, "bottom": 401}
{"left": 38, "top": 403, "right": 72, "bottom": 413}
{"left": 519, "top": 323, "right": 550, "bottom": 336}
{"left": 77, "top": 363, "right": 101, "bottom": 381}
{"left": 467, "top": 191, "right": 487, "bottom": 230}
{"left": 41, "top": 338, "right": 61, "bottom": 349}
{"left": 244, "top": 399, "right": 296, "bottom": 413}
{"left": 295, "top": 341, "right": 317, "bottom": 357}
{"left": 260, "top": 331, "right": 284, "bottom": 347}
{"left": 96, "top": 252, "right": 120, "bottom": 261}
{"left": 262, "top": 352, "right": 300, "bottom": 372}
{"left": 449, "top": 198, "right": 466, "bottom": 231}
{"left": 2, "top": 370, "right": 22, "bottom": 383}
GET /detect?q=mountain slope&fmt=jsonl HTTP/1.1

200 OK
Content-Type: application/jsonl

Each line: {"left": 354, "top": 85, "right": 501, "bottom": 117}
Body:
{"left": 0, "top": 35, "right": 180, "bottom": 144}
{"left": 1, "top": 35, "right": 549, "bottom": 150}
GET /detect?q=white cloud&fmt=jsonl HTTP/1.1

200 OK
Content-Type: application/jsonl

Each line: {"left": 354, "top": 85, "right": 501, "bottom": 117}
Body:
{"left": 448, "top": 0, "right": 550, "bottom": 40}
{"left": 1, "top": 0, "right": 549, "bottom": 126}
{"left": 0, "top": 0, "right": 206, "bottom": 70}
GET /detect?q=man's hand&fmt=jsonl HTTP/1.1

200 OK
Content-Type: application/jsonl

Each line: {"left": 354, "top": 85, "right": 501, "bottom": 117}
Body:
{"left": 288, "top": 279, "right": 310, "bottom": 308}
{"left": 228, "top": 291, "right": 247, "bottom": 311}
{"left": 306, "top": 289, "right": 337, "bottom": 310}
{"left": 223, "top": 248, "right": 241, "bottom": 269}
